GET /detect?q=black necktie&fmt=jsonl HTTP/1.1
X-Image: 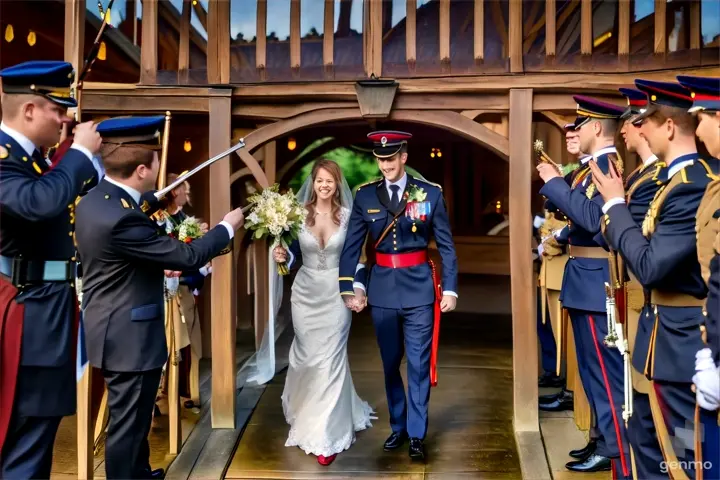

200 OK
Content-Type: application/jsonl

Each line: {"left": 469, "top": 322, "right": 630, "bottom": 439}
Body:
{"left": 389, "top": 184, "right": 400, "bottom": 211}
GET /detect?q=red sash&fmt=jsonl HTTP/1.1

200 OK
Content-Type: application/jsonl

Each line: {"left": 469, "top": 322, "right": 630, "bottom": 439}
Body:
{"left": 0, "top": 278, "right": 24, "bottom": 451}
{"left": 375, "top": 251, "right": 443, "bottom": 387}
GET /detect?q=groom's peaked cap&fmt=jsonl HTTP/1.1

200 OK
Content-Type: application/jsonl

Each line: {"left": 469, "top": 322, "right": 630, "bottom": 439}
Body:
{"left": 368, "top": 130, "right": 412, "bottom": 159}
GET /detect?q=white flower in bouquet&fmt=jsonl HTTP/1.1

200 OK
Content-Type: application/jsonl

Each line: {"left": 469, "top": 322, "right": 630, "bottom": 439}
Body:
{"left": 244, "top": 184, "right": 306, "bottom": 275}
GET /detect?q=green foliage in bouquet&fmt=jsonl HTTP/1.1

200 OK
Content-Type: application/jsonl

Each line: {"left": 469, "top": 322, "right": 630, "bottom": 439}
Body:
{"left": 244, "top": 184, "right": 307, "bottom": 275}
{"left": 561, "top": 162, "right": 580, "bottom": 176}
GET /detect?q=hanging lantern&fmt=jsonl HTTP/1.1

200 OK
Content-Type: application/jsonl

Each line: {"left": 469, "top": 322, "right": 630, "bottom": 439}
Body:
{"left": 98, "top": 41, "right": 107, "bottom": 60}
{"left": 287, "top": 138, "right": 297, "bottom": 151}
{"left": 495, "top": 200, "right": 502, "bottom": 214}
{"left": 27, "top": 30, "right": 36, "bottom": 47}
{"left": 184, "top": 139, "right": 192, "bottom": 152}
{"left": 4, "top": 25, "right": 14, "bottom": 43}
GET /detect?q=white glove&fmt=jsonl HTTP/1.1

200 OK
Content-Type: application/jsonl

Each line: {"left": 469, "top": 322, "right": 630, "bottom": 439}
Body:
{"left": 693, "top": 348, "right": 720, "bottom": 410}
{"left": 165, "top": 276, "right": 179, "bottom": 297}
{"left": 200, "top": 265, "right": 212, "bottom": 276}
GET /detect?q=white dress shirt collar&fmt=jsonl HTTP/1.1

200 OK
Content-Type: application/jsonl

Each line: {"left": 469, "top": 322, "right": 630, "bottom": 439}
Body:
{"left": 385, "top": 172, "right": 408, "bottom": 198}
{"left": 667, "top": 159, "right": 694, "bottom": 179}
{"left": 643, "top": 154, "right": 659, "bottom": 167}
{"left": 579, "top": 155, "right": 592, "bottom": 165}
{"left": 1, "top": 122, "right": 36, "bottom": 158}
{"left": 104, "top": 176, "right": 142, "bottom": 205}
{"left": 592, "top": 145, "right": 617, "bottom": 161}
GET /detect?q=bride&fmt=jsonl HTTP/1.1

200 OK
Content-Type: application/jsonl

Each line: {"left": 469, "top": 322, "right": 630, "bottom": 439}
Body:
{"left": 272, "top": 159, "right": 375, "bottom": 466}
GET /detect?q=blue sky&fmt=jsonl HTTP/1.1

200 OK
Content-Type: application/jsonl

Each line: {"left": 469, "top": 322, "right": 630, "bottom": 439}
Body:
{"left": 88, "top": 0, "right": 719, "bottom": 45}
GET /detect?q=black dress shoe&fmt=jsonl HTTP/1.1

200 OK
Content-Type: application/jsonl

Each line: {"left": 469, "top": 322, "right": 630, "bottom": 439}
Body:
{"left": 539, "top": 390, "right": 573, "bottom": 411}
{"left": 150, "top": 468, "right": 165, "bottom": 479}
{"left": 408, "top": 438, "right": 425, "bottom": 461}
{"left": 569, "top": 439, "right": 597, "bottom": 459}
{"left": 383, "top": 431, "right": 408, "bottom": 451}
{"left": 538, "top": 372, "right": 565, "bottom": 388}
{"left": 565, "top": 454, "right": 611, "bottom": 472}
{"left": 539, "top": 388, "right": 573, "bottom": 404}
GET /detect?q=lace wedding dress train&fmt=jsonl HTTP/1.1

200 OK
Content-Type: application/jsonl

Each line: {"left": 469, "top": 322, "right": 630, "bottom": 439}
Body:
{"left": 281, "top": 207, "right": 375, "bottom": 457}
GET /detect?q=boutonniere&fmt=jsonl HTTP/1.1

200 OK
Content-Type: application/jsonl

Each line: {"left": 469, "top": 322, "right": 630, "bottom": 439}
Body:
{"left": 404, "top": 184, "right": 427, "bottom": 203}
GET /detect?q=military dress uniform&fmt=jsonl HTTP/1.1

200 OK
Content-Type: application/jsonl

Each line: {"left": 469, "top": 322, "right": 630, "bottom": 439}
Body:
{"left": 74, "top": 116, "right": 234, "bottom": 479}
{"left": 602, "top": 79, "right": 720, "bottom": 479}
{"left": 677, "top": 74, "right": 720, "bottom": 480}
{"left": 606, "top": 87, "right": 667, "bottom": 480}
{"left": 540, "top": 96, "right": 632, "bottom": 477}
{"left": 338, "top": 131, "right": 458, "bottom": 459}
{"left": 0, "top": 61, "right": 101, "bottom": 479}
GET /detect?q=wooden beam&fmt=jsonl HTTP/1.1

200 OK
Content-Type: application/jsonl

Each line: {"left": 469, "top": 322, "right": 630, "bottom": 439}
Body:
{"left": 256, "top": 0, "right": 267, "bottom": 70}
{"left": 545, "top": 0, "right": 555, "bottom": 57}
{"left": 290, "top": 0, "right": 301, "bottom": 69}
{"left": 323, "top": 0, "right": 334, "bottom": 67}
{"left": 508, "top": 88, "right": 537, "bottom": 433}
{"left": 618, "top": 0, "right": 630, "bottom": 56}
{"left": 179, "top": 0, "right": 192, "bottom": 83}
{"left": 140, "top": 0, "right": 158, "bottom": 84}
{"left": 208, "top": 0, "right": 230, "bottom": 83}
{"left": 509, "top": 0, "right": 523, "bottom": 72}
{"left": 654, "top": 0, "right": 666, "bottom": 54}
{"left": 581, "top": 0, "right": 591, "bottom": 55}
{"left": 83, "top": 94, "right": 209, "bottom": 113}
{"left": 208, "top": 90, "right": 235, "bottom": 428}
{"left": 690, "top": 0, "right": 701, "bottom": 50}
{"left": 540, "top": 111, "right": 576, "bottom": 130}
{"left": 439, "top": 0, "right": 450, "bottom": 63}
{"left": 406, "top": 0, "right": 417, "bottom": 65}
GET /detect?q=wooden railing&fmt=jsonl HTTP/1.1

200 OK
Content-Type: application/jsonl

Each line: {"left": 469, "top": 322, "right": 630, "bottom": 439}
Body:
{"left": 69, "top": 0, "right": 718, "bottom": 86}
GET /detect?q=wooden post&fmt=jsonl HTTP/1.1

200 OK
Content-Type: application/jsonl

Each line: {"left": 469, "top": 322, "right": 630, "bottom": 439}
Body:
{"left": 323, "top": 0, "right": 334, "bottom": 70}
{"left": 439, "top": 0, "right": 450, "bottom": 64}
{"left": 508, "top": 88, "right": 537, "bottom": 432}
{"left": 66, "top": 2, "right": 92, "bottom": 478}
{"left": 290, "top": 0, "right": 301, "bottom": 69}
{"left": 654, "top": 0, "right": 666, "bottom": 55}
{"left": 509, "top": 0, "right": 523, "bottom": 73}
{"left": 208, "top": 0, "right": 230, "bottom": 84}
{"left": 406, "top": 0, "right": 416, "bottom": 66}
{"left": 369, "top": 0, "right": 383, "bottom": 76}
{"left": 580, "top": 0, "right": 592, "bottom": 56}
{"left": 474, "top": 0, "right": 484, "bottom": 63}
{"left": 208, "top": 89, "right": 236, "bottom": 428}
{"left": 140, "top": 0, "right": 158, "bottom": 84}
{"left": 256, "top": 0, "right": 267, "bottom": 71}
{"left": 689, "top": 1, "right": 701, "bottom": 50}
{"left": 179, "top": 0, "right": 191, "bottom": 83}
{"left": 545, "top": 0, "right": 555, "bottom": 58}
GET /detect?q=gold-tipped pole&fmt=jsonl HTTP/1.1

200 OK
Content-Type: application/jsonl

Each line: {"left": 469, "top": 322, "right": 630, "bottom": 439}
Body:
{"left": 158, "top": 111, "right": 172, "bottom": 191}
{"left": 533, "top": 139, "right": 563, "bottom": 174}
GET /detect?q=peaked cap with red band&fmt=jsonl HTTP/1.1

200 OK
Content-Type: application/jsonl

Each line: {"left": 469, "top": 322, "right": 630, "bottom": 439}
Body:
{"left": 676, "top": 75, "right": 720, "bottom": 113}
{"left": 618, "top": 87, "right": 648, "bottom": 119}
{"left": 631, "top": 79, "right": 693, "bottom": 125}
{"left": 571, "top": 95, "right": 624, "bottom": 130}
{"left": 368, "top": 130, "right": 412, "bottom": 158}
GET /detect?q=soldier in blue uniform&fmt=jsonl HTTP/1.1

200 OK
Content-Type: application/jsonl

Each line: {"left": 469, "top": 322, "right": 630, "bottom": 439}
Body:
{"left": 589, "top": 79, "right": 720, "bottom": 479}
{"left": 677, "top": 74, "right": 720, "bottom": 480}
{"left": 537, "top": 97, "right": 631, "bottom": 477}
{"left": 74, "top": 116, "right": 245, "bottom": 479}
{"left": 338, "top": 131, "right": 458, "bottom": 461}
{"left": 609, "top": 86, "right": 668, "bottom": 479}
{"left": 0, "top": 60, "right": 103, "bottom": 479}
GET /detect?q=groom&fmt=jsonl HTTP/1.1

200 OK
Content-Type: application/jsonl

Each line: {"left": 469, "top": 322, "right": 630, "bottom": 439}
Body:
{"left": 339, "top": 131, "right": 458, "bottom": 461}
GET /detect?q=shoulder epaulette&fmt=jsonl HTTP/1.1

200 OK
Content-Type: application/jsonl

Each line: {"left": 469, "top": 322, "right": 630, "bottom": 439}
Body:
{"left": 0, "top": 145, "right": 8, "bottom": 160}
{"left": 355, "top": 177, "right": 382, "bottom": 191}
{"left": 416, "top": 178, "right": 443, "bottom": 192}
{"left": 697, "top": 158, "right": 720, "bottom": 180}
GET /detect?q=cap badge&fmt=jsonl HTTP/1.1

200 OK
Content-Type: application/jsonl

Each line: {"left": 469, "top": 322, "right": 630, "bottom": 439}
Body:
{"left": 381, "top": 136, "right": 387, "bottom": 146}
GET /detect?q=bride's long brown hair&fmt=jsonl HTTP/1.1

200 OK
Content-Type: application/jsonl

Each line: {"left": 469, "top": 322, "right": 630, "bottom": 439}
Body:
{"left": 305, "top": 159, "right": 343, "bottom": 228}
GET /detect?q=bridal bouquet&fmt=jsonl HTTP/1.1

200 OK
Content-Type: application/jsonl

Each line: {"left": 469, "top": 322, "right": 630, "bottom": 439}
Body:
{"left": 158, "top": 214, "right": 206, "bottom": 298}
{"left": 244, "top": 184, "right": 306, "bottom": 275}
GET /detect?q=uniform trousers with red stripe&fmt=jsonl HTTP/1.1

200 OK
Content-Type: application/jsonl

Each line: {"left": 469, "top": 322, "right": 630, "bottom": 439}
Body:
{"left": 569, "top": 308, "right": 633, "bottom": 479}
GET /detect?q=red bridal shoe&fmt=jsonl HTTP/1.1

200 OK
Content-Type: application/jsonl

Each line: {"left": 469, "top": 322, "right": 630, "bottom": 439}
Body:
{"left": 317, "top": 454, "right": 337, "bottom": 466}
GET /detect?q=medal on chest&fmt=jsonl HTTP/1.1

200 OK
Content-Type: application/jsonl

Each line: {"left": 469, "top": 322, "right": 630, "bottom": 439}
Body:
{"left": 403, "top": 184, "right": 430, "bottom": 232}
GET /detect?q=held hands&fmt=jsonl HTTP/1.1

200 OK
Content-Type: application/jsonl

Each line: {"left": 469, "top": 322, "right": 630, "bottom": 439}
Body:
{"left": 344, "top": 288, "right": 367, "bottom": 313}
{"left": 223, "top": 208, "right": 245, "bottom": 231}
{"left": 536, "top": 163, "right": 561, "bottom": 183}
{"left": 693, "top": 348, "right": 720, "bottom": 410}
{"left": 440, "top": 295, "right": 457, "bottom": 313}
{"left": 588, "top": 159, "right": 625, "bottom": 202}
{"left": 200, "top": 222, "right": 209, "bottom": 234}
{"left": 73, "top": 121, "right": 103, "bottom": 154}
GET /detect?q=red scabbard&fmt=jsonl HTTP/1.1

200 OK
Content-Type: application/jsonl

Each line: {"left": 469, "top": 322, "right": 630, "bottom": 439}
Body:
{"left": 429, "top": 260, "right": 442, "bottom": 387}
{"left": 0, "top": 278, "right": 24, "bottom": 451}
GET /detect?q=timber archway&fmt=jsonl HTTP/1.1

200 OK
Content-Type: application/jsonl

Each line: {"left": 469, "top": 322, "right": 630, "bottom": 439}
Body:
{"left": 209, "top": 90, "right": 544, "bottom": 476}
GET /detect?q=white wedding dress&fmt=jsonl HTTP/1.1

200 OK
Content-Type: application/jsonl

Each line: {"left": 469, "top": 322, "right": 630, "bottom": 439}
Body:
{"left": 282, "top": 206, "right": 376, "bottom": 457}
